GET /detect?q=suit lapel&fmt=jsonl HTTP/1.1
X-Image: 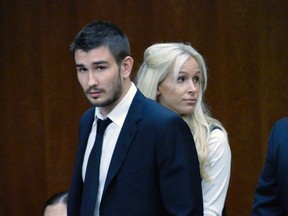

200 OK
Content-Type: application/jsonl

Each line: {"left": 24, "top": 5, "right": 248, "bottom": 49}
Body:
{"left": 103, "top": 91, "right": 144, "bottom": 192}
{"left": 73, "top": 108, "right": 95, "bottom": 188}
{"left": 78, "top": 108, "right": 95, "bottom": 168}
{"left": 69, "top": 108, "right": 95, "bottom": 215}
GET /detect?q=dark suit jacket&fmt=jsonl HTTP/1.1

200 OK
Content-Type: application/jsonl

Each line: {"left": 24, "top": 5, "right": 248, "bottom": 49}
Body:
{"left": 68, "top": 90, "right": 203, "bottom": 216}
{"left": 252, "top": 117, "right": 288, "bottom": 215}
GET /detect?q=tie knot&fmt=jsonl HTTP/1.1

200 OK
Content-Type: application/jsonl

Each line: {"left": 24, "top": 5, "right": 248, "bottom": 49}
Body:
{"left": 97, "top": 118, "right": 112, "bottom": 135}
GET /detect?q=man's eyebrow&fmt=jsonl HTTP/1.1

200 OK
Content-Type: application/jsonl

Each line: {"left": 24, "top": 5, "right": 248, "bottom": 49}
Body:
{"left": 75, "top": 64, "right": 85, "bottom": 68}
{"left": 76, "top": 60, "right": 108, "bottom": 67}
{"left": 75, "top": 61, "right": 108, "bottom": 68}
{"left": 92, "top": 60, "right": 109, "bottom": 65}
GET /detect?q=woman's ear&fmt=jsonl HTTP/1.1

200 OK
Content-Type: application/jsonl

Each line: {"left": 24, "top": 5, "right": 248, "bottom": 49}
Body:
{"left": 156, "top": 88, "right": 161, "bottom": 96}
{"left": 121, "top": 56, "right": 134, "bottom": 78}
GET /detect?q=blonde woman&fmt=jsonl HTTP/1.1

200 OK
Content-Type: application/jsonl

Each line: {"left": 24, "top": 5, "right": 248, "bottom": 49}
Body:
{"left": 137, "top": 43, "right": 231, "bottom": 216}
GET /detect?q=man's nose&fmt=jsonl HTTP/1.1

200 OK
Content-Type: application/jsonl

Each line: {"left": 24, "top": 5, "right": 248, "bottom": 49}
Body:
{"left": 87, "top": 71, "right": 98, "bottom": 86}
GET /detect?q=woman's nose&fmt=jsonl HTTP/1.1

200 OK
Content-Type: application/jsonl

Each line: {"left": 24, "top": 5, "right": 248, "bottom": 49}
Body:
{"left": 188, "top": 81, "right": 196, "bottom": 93}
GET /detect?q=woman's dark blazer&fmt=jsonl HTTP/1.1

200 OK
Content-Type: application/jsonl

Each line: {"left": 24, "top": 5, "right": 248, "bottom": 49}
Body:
{"left": 68, "top": 90, "right": 203, "bottom": 216}
{"left": 252, "top": 117, "right": 288, "bottom": 215}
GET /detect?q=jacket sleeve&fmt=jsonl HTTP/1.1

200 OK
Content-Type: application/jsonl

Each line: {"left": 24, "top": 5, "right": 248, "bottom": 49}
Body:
{"left": 251, "top": 120, "right": 285, "bottom": 215}
{"left": 156, "top": 115, "right": 203, "bottom": 216}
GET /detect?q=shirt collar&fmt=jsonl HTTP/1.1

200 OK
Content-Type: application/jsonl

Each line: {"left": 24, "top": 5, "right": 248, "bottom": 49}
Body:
{"left": 95, "top": 83, "right": 137, "bottom": 128}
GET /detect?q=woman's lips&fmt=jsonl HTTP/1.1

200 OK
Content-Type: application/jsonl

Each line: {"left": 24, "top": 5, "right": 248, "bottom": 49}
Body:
{"left": 183, "top": 98, "right": 197, "bottom": 104}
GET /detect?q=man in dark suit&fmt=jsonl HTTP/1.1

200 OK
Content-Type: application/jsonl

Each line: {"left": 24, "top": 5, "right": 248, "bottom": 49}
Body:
{"left": 252, "top": 117, "right": 288, "bottom": 215}
{"left": 67, "top": 20, "right": 203, "bottom": 216}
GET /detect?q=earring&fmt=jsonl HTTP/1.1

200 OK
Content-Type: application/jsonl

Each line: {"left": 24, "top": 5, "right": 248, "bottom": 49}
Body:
{"left": 156, "top": 90, "right": 160, "bottom": 96}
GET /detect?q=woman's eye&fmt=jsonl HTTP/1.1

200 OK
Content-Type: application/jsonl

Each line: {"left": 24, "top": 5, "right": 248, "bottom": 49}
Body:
{"left": 193, "top": 76, "right": 200, "bottom": 83}
{"left": 177, "top": 76, "right": 186, "bottom": 83}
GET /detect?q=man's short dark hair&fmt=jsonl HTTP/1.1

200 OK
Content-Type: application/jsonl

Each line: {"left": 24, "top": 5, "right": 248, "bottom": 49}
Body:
{"left": 70, "top": 20, "right": 131, "bottom": 65}
{"left": 42, "top": 191, "right": 68, "bottom": 215}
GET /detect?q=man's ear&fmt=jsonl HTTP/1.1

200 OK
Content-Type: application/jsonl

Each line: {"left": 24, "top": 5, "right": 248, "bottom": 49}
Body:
{"left": 121, "top": 56, "right": 134, "bottom": 78}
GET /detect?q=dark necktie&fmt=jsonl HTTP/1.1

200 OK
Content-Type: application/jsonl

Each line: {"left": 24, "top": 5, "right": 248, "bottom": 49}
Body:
{"left": 81, "top": 118, "right": 112, "bottom": 216}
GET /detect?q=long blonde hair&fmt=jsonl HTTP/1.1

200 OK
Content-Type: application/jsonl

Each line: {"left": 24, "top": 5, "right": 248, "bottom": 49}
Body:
{"left": 137, "top": 43, "right": 227, "bottom": 181}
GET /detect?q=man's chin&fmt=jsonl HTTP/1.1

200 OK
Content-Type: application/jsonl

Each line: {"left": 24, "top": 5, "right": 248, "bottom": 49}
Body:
{"left": 89, "top": 98, "right": 111, "bottom": 107}
{"left": 88, "top": 97, "right": 102, "bottom": 106}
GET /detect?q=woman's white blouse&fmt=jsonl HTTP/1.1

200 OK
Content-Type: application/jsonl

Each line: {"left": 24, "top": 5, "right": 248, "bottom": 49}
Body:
{"left": 202, "top": 129, "right": 231, "bottom": 216}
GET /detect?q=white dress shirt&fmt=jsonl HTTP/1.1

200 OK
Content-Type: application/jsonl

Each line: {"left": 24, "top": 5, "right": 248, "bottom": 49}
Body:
{"left": 202, "top": 128, "right": 231, "bottom": 216}
{"left": 82, "top": 83, "right": 137, "bottom": 216}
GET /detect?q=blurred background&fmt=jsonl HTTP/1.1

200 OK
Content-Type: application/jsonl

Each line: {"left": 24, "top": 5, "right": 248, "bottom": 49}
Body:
{"left": 0, "top": 0, "right": 287, "bottom": 215}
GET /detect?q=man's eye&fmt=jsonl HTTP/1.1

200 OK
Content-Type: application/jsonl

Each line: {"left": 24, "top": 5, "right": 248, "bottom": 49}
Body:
{"left": 78, "top": 68, "right": 87, "bottom": 73}
{"left": 96, "top": 66, "right": 106, "bottom": 71}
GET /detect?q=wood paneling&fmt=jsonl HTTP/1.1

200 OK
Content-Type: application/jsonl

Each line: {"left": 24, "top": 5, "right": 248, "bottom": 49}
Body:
{"left": 1, "top": 0, "right": 287, "bottom": 215}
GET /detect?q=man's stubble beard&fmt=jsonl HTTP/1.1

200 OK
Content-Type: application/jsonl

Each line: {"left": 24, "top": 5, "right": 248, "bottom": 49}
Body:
{"left": 91, "top": 69, "right": 123, "bottom": 108}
